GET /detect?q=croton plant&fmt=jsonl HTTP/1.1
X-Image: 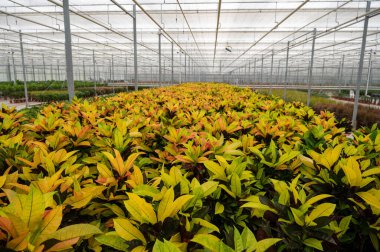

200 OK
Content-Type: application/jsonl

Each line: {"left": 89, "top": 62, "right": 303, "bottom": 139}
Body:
{"left": 0, "top": 83, "right": 379, "bottom": 251}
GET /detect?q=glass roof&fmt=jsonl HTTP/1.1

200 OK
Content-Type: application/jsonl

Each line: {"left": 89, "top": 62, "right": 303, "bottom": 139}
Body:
{"left": 0, "top": 0, "right": 379, "bottom": 83}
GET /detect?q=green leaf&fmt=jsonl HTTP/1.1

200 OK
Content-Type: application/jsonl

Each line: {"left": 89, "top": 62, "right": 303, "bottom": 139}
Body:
{"left": 303, "top": 238, "right": 323, "bottom": 251}
{"left": 234, "top": 227, "right": 244, "bottom": 252}
{"left": 215, "top": 202, "right": 224, "bottom": 214}
{"left": 191, "top": 234, "right": 234, "bottom": 252}
{"left": 95, "top": 233, "right": 129, "bottom": 251}
{"left": 230, "top": 173, "right": 242, "bottom": 197}
{"left": 152, "top": 239, "right": 181, "bottom": 252}
{"left": 252, "top": 238, "right": 282, "bottom": 252}
{"left": 338, "top": 215, "right": 352, "bottom": 238}
{"left": 241, "top": 226, "right": 257, "bottom": 250}
{"left": 201, "top": 181, "right": 219, "bottom": 197}
{"left": 51, "top": 224, "right": 102, "bottom": 241}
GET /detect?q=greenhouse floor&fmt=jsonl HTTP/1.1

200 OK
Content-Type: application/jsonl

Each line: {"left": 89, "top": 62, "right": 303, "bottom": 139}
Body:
{"left": 331, "top": 98, "right": 380, "bottom": 109}
{"left": 0, "top": 99, "right": 43, "bottom": 110}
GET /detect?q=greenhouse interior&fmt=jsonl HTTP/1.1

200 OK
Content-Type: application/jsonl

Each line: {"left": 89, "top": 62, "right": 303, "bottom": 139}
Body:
{"left": 1, "top": 1, "right": 380, "bottom": 251}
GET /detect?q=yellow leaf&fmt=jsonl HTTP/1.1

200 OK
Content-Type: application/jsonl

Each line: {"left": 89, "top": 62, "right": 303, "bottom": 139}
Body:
{"left": 128, "top": 165, "right": 144, "bottom": 188}
{"left": 114, "top": 218, "right": 146, "bottom": 244}
{"left": 50, "top": 224, "right": 102, "bottom": 241}
{"left": 362, "top": 167, "right": 380, "bottom": 177}
{"left": 305, "top": 194, "right": 333, "bottom": 206}
{"left": 193, "top": 218, "right": 220, "bottom": 233}
{"left": 124, "top": 153, "right": 143, "bottom": 175}
{"left": 125, "top": 193, "right": 157, "bottom": 224}
{"left": 157, "top": 187, "right": 174, "bottom": 222}
{"left": 307, "top": 203, "right": 336, "bottom": 224}
{"left": 45, "top": 237, "right": 79, "bottom": 252}
{"left": 64, "top": 186, "right": 105, "bottom": 209}
{"left": 341, "top": 157, "right": 362, "bottom": 187}
{"left": 103, "top": 150, "right": 124, "bottom": 177}
{"left": 97, "top": 163, "right": 113, "bottom": 178}
{"left": 357, "top": 191, "right": 380, "bottom": 210}
{"left": 203, "top": 161, "right": 227, "bottom": 181}
{"left": 20, "top": 186, "right": 45, "bottom": 231}
{"left": 34, "top": 206, "right": 63, "bottom": 245}
{"left": 170, "top": 195, "right": 194, "bottom": 217}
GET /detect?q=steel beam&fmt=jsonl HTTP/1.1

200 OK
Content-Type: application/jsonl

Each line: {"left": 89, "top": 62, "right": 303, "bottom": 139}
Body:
{"left": 352, "top": 1, "right": 371, "bottom": 130}
{"left": 19, "top": 31, "right": 28, "bottom": 107}
{"left": 63, "top": 0, "right": 75, "bottom": 101}
{"left": 307, "top": 28, "right": 316, "bottom": 107}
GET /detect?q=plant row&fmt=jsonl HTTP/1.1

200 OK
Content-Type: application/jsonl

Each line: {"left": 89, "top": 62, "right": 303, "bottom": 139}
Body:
{"left": 0, "top": 83, "right": 379, "bottom": 251}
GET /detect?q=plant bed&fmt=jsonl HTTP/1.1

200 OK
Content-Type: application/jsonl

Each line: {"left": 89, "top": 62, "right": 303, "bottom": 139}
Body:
{"left": 0, "top": 83, "right": 379, "bottom": 251}
{"left": 332, "top": 96, "right": 380, "bottom": 106}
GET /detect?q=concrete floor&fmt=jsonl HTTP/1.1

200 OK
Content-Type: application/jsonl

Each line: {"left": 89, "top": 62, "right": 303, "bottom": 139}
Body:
{"left": 0, "top": 99, "right": 43, "bottom": 110}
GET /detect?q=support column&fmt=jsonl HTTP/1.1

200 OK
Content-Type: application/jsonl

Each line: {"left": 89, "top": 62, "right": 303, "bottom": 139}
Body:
{"left": 253, "top": 58, "right": 256, "bottom": 83}
{"left": 184, "top": 54, "right": 187, "bottom": 82}
{"left": 83, "top": 60, "right": 86, "bottom": 81}
{"left": 133, "top": 4, "right": 138, "bottom": 90}
{"left": 124, "top": 56, "right": 127, "bottom": 82}
{"left": 365, "top": 49, "right": 373, "bottom": 96}
{"left": 32, "top": 59, "right": 35, "bottom": 81}
{"left": 261, "top": 54, "right": 264, "bottom": 83}
{"left": 248, "top": 61, "right": 251, "bottom": 84}
{"left": 321, "top": 58, "right": 325, "bottom": 86}
{"left": 270, "top": 50, "right": 274, "bottom": 94}
{"left": 307, "top": 28, "right": 316, "bottom": 107}
{"left": 283, "top": 41, "right": 290, "bottom": 101}
{"left": 11, "top": 50, "right": 16, "bottom": 84}
{"left": 6, "top": 57, "right": 12, "bottom": 82}
{"left": 43, "top": 55, "right": 47, "bottom": 82}
{"left": 92, "top": 51, "right": 97, "bottom": 95}
{"left": 171, "top": 41, "right": 174, "bottom": 85}
{"left": 63, "top": 0, "right": 75, "bottom": 101}
{"left": 339, "top": 55, "right": 345, "bottom": 92}
{"left": 158, "top": 30, "right": 162, "bottom": 87}
{"left": 51, "top": 64, "right": 53, "bottom": 80}
{"left": 57, "top": 60, "right": 60, "bottom": 81}
{"left": 352, "top": 1, "right": 370, "bottom": 129}
{"left": 19, "top": 31, "right": 28, "bottom": 107}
